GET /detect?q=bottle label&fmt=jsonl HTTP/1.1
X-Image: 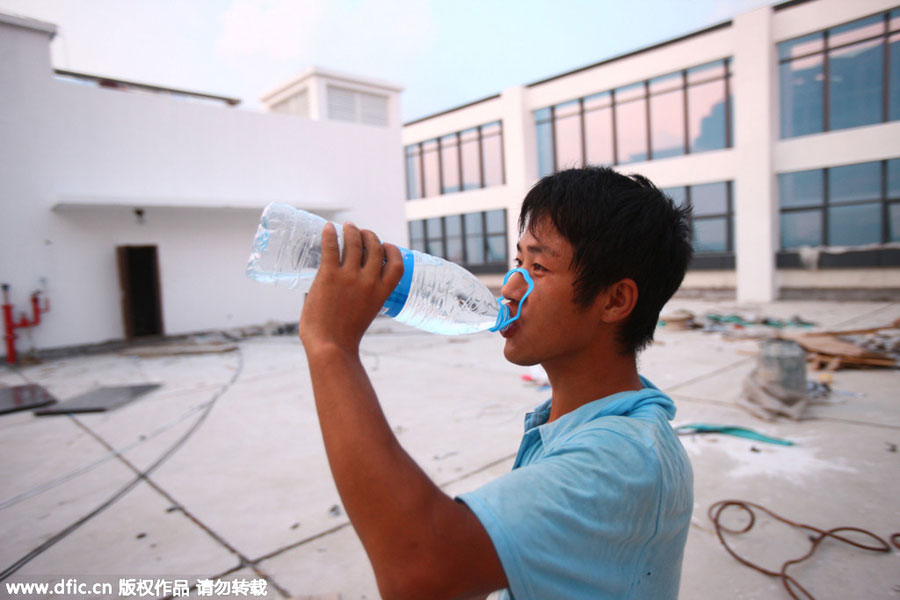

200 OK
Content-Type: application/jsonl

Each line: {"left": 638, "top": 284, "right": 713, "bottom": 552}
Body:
{"left": 381, "top": 248, "right": 415, "bottom": 318}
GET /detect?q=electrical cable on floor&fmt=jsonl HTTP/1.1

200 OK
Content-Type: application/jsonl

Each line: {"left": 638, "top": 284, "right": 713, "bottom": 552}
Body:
{"left": 709, "top": 499, "right": 900, "bottom": 600}
{"left": 0, "top": 397, "right": 218, "bottom": 511}
{"left": 0, "top": 349, "right": 244, "bottom": 582}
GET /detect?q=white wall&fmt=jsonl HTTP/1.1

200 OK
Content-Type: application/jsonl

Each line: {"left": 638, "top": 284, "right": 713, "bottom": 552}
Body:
{"left": 0, "top": 15, "right": 405, "bottom": 354}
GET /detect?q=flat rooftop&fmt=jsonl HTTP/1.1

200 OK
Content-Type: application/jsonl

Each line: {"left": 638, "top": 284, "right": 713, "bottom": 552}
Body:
{"left": 1, "top": 299, "right": 898, "bottom": 598}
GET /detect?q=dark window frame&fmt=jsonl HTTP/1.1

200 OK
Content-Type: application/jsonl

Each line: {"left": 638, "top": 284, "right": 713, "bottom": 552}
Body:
{"left": 407, "top": 209, "right": 509, "bottom": 273}
{"left": 536, "top": 58, "right": 732, "bottom": 176}
{"left": 778, "top": 158, "right": 900, "bottom": 267}
{"left": 778, "top": 9, "right": 899, "bottom": 139}
{"left": 404, "top": 121, "right": 506, "bottom": 200}
{"left": 664, "top": 181, "right": 735, "bottom": 269}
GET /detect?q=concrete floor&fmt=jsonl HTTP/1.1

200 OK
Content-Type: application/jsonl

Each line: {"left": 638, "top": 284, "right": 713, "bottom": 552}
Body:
{"left": 1, "top": 299, "right": 898, "bottom": 599}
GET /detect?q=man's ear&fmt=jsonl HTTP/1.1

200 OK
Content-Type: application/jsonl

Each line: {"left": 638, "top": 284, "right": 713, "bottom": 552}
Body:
{"left": 596, "top": 278, "right": 638, "bottom": 324}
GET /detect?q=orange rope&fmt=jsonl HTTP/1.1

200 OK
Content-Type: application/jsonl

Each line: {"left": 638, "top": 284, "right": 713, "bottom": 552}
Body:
{"left": 708, "top": 500, "right": 900, "bottom": 600}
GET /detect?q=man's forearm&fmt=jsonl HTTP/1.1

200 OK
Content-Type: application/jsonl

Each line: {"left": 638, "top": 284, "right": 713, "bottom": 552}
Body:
{"left": 306, "top": 343, "right": 453, "bottom": 587}
{"left": 298, "top": 224, "right": 505, "bottom": 599}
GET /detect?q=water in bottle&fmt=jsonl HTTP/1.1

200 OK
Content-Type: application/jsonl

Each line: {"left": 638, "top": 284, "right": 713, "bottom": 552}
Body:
{"left": 246, "top": 202, "right": 513, "bottom": 335}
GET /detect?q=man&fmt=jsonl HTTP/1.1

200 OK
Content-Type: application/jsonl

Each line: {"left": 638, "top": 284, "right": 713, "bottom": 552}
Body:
{"left": 299, "top": 166, "right": 694, "bottom": 599}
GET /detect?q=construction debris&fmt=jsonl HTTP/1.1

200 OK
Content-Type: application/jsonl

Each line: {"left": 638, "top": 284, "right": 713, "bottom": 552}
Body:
{"left": 780, "top": 318, "right": 900, "bottom": 371}
{"left": 658, "top": 311, "right": 816, "bottom": 337}
{"left": 659, "top": 310, "right": 701, "bottom": 330}
{"left": 739, "top": 339, "right": 809, "bottom": 421}
{"left": 675, "top": 423, "right": 794, "bottom": 446}
{"left": 121, "top": 341, "right": 238, "bottom": 358}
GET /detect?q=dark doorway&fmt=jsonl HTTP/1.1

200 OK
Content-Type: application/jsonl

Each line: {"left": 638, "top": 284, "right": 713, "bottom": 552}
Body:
{"left": 117, "top": 245, "right": 163, "bottom": 340}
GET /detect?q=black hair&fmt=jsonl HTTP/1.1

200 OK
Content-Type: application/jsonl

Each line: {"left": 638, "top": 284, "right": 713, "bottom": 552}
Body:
{"left": 519, "top": 166, "right": 693, "bottom": 355}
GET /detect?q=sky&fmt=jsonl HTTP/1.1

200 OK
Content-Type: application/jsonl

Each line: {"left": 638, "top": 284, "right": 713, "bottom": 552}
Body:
{"left": 0, "top": 0, "right": 777, "bottom": 122}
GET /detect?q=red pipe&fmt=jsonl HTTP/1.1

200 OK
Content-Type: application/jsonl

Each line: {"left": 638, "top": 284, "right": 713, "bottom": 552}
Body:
{"left": 2, "top": 284, "right": 50, "bottom": 365}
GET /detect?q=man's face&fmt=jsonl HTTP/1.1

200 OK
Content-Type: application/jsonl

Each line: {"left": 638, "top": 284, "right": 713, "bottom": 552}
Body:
{"left": 500, "top": 218, "right": 597, "bottom": 369}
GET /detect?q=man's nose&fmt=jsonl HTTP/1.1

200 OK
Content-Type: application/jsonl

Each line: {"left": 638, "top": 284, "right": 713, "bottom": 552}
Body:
{"left": 500, "top": 269, "right": 529, "bottom": 302}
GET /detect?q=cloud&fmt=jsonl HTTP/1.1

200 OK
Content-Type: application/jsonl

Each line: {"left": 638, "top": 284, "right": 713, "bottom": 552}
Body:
{"left": 216, "top": 0, "right": 435, "bottom": 77}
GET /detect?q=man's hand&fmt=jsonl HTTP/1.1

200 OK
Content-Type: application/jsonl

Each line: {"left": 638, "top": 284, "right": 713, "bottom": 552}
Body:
{"left": 299, "top": 222, "right": 404, "bottom": 354}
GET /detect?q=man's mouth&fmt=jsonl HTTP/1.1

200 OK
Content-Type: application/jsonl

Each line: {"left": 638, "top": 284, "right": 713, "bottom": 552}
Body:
{"left": 500, "top": 321, "right": 518, "bottom": 338}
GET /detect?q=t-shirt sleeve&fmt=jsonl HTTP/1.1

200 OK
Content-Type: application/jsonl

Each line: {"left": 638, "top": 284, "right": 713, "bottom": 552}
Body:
{"left": 457, "top": 430, "right": 662, "bottom": 600}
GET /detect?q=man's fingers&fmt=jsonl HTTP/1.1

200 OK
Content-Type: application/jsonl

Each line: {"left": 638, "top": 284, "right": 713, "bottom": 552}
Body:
{"left": 382, "top": 243, "right": 405, "bottom": 290}
{"left": 320, "top": 223, "right": 340, "bottom": 267}
{"left": 360, "top": 230, "right": 384, "bottom": 274}
{"left": 343, "top": 222, "right": 362, "bottom": 268}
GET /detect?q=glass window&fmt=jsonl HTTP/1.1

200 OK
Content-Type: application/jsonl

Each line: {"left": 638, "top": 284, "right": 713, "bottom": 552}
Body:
{"left": 780, "top": 55, "right": 824, "bottom": 137}
{"left": 780, "top": 159, "right": 898, "bottom": 249}
{"left": 446, "top": 238, "right": 464, "bottom": 264}
{"left": 425, "top": 217, "right": 444, "bottom": 257}
{"left": 445, "top": 214, "right": 464, "bottom": 264}
{"left": 486, "top": 209, "right": 505, "bottom": 234}
{"left": 422, "top": 140, "right": 440, "bottom": 198}
{"left": 481, "top": 122, "right": 504, "bottom": 187}
{"left": 829, "top": 203, "right": 882, "bottom": 245}
{"left": 890, "top": 203, "right": 900, "bottom": 241}
{"left": 554, "top": 100, "right": 583, "bottom": 170}
{"left": 537, "top": 61, "right": 731, "bottom": 171}
{"left": 460, "top": 128, "right": 481, "bottom": 191}
{"left": 829, "top": 161, "right": 881, "bottom": 203}
{"left": 616, "top": 82, "right": 645, "bottom": 102}
{"left": 780, "top": 170, "right": 823, "bottom": 208}
{"left": 466, "top": 236, "right": 485, "bottom": 265}
{"left": 829, "top": 38, "right": 884, "bottom": 130}
{"left": 650, "top": 72, "right": 682, "bottom": 94}
{"left": 662, "top": 186, "right": 687, "bottom": 208}
{"left": 782, "top": 210, "right": 823, "bottom": 248}
{"left": 464, "top": 212, "right": 485, "bottom": 265}
{"left": 778, "top": 32, "right": 824, "bottom": 60}
{"left": 405, "top": 145, "right": 421, "bottom": 200}
{"left": 486, "top": 235, "right": 507, "bottom": 263}
{"left": 828, "top": 14, "right": 884, "bottom": 48}
{"left": 536, "top": 116, "right": 554, "bottom": 177}
{"left": 693, "top": 218, "right": 728, "bottom": 252}
{"left": 409, "top": 220, "right": 425, "bottom": 252}
{"left": 778, "top": 10, "right": 898, "bottom": 138}
{"left": 688, "top": 79, "right": 727, "bottom": 152}
{"left": 584, "top": 92, "right": 611, "bottom": 111}
{"left": 687, "top": 60, "right": 727, "bottom": 84}
{"left": 440, "top": 134, "right": 460, "bottom": 194}
{"left": 615, "top": 83, "right": 648, "bottom": 163}
{"left": 464, "top": 211, "right": 483, "bottom": 234}
{"left": 405, "top": 121, "right": 504, "bottom": 199}
{"left": 691, "top": 182, "right": 728, "bottom": 215}
{"left": 410, "top": 210, "right": 507, "bottom": 270}
{"left": 650, "top": 87, "right": 685, "bottom": 159}
{"left": 888, "top": 158, "right": 900, "bottom": 198}
{"left": 890, "top": 33, "right": 900, "bottom": 121}
{"left": 554, "top": 99, "right": 580, "bottom": 118}
{"left": 584, "top": 94, "right": 613, "bottom": 166}
{"left": 445, "top": 213, "right": 462, "bottom": 236}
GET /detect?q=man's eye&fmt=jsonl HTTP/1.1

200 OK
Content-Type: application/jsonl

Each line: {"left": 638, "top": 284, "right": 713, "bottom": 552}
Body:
{"left": 532, "top": 263, "right": 545, "bottom": 272}
{"left": 514, "top": 258, "right": 523, "bottom": 267}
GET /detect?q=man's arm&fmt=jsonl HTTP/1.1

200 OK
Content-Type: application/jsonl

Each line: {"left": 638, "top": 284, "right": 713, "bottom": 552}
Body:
{"left": 299, "top": 222, "right": 506, "bottom": 600}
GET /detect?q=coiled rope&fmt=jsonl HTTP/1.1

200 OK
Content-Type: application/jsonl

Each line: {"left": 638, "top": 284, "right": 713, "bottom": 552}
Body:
{"left": 708, "top": 500, "right": 900, "bottom": 600}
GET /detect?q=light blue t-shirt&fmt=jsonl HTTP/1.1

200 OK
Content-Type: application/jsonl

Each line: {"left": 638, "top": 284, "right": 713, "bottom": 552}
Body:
{"left": 458, "top": 377, "right": 693, "bottom": 600}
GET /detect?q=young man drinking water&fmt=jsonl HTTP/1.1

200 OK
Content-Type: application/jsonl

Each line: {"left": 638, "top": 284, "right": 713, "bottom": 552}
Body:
{"left": 299, "top": 166, "right": 694, "bottom": 599}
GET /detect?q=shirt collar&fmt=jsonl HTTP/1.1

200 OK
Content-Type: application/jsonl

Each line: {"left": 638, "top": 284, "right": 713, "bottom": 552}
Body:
{"left": 523, "top": 376, "right": 677, "bottom": 449}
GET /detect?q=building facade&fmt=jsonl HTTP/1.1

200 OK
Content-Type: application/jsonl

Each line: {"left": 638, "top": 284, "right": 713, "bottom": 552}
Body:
{"left": 401, "top": 0, "right": 900, "bottom": 301}
{"left": 0, "top": 12, "right": 405, "bottom": 357}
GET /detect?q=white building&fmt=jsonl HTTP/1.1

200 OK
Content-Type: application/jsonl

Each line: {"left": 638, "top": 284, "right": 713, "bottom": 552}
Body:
{"left": 0, "top": 11, "right": 405, "bottom": 358}
{"left": 399, "top": 0, "right": 900, "bottom": 301}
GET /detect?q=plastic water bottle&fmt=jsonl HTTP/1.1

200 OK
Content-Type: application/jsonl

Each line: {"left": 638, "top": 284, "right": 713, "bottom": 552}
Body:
{"left": 246, "top": 202, "right": 504, "bottom": 335}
